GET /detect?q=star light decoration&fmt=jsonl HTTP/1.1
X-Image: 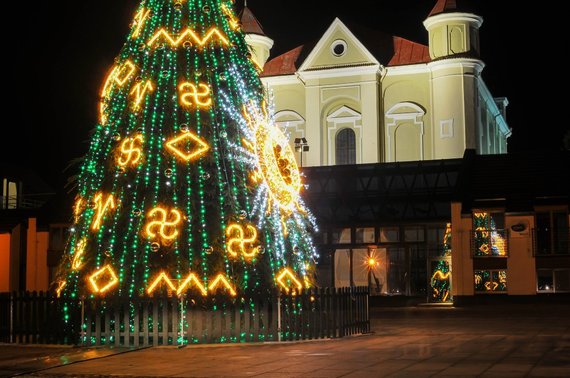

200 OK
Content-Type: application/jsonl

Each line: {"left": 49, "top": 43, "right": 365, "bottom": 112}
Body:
{"left": 217, "top": 67, "right": 319, "bottom": 270}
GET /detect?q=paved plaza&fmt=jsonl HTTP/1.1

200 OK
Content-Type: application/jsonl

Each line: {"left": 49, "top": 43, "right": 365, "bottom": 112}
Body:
{"left": 1, "top": 304, "right": 569, "bottom": 377}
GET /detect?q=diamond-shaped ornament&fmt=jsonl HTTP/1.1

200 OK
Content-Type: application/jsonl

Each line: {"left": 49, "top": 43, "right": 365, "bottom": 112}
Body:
{"left": 165, "top": 132, "right": 209, "bottom": 161}
{"left": 88, "top": 265, "right": 119, "bottom": 293}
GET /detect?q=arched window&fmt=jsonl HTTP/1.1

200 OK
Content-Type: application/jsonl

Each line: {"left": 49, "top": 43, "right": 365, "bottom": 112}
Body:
{"left": 336, "top": 128, "right": 356, "bottom": 165}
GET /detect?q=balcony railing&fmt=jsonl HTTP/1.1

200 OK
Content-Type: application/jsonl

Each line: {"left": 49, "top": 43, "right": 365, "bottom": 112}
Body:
{"left": 0, "top": 195, "right": 47, "bottom": 210}
{"left": 471, "top": 229, "right": 509, "bottom": 258}
{"left": 532, "top": 228, "right": 570, "bottom": 256}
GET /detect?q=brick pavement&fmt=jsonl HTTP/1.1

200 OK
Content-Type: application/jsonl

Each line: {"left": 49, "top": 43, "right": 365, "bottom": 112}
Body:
{"left": 3, "top": 304, "right": 569, "bottom": 377}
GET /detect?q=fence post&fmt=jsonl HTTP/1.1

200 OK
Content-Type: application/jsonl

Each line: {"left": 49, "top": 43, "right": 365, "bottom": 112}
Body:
{"left": 277, "top": 293, "right": 282, "bottom": 342}
{"left": 81, "top": 298, "right": 85, "bottom": 346}
{"left": 9, "top": 292, "right": 13, "bottom": 344}
{"left": 179, "top": 293, "right": 185, "bottom": 346}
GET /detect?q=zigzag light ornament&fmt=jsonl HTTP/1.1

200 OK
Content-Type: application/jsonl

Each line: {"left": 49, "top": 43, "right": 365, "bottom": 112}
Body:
{"left": 146, "top": 272, "right": 236, "bottom": 297}
{"left": 147, "top": 27, "right": 230, "bottom": 48}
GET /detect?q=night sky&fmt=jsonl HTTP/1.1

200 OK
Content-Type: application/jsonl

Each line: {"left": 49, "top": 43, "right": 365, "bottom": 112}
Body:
{"left": 4, "top": 0, "right": 567, "bottom": 203}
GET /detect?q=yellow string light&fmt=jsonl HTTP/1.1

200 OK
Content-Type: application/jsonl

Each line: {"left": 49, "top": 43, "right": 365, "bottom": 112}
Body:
{"left": 147, "top": 272, "right": 177, "bottom": 294}
{"left": 91, "top": 193, "right": 116, "bottom": 231}
{"left": 88, "top": 265, "right": 119, "bottom": 294}
{"left": 243, "top": 103, "right": 302, "bottom": 213}
{"left": 209, "top": 274, "right": 237, "bottom": 296}
{"left": 55, "top": 281, "right": 66, "bottom": 298}
{"left": 101, "top": 60, "right": 137, "bottom": 98}
{"left": 220, "top": 3, "right": 240, "bottom": 30}
{"left": 146, "top": 272, "right": 237, "bottom": 297}
{"left": 130, "top": 80, "right": 154, "bottom": 111}
{"left": 147, "top": 27, "right": 230, "bottom": 48}
{"left": 177, "top": 273, "right": 208, "bottom": 296}
{"left": 73, "top": 197, "right": 84, "bottom": 222}
{"left": 145, "top": 207, "right": 182, "bottom": 242}
{"left": 131, "top": 8, "right": 151, "bottom": 39}
{"left": 226, "top": 223, "right": 259, "bottom": 258}
{"left": 178, "top": 82, "right": 212, "bottom": 108}
{"left": 165, "top": 132, "right": 210, "bottom": 162}
{"left": 276, "top": 268, "right": 303, "bottom": 293}
{"left": 118, "top": 135, "right": 144, "bottom": 167}
{"left": 72, "top": 238, "right": 87, "bottom": 271}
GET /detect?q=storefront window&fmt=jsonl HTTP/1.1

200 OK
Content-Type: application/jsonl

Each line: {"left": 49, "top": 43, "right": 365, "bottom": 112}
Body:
{"left": 473, "top": 212, "right": 507, "bottom": 257}
{"left": 474, "top": 270, "right": 507, "bottom": 293}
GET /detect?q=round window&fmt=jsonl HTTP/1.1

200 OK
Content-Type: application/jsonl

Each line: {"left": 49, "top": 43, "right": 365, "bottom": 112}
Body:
{"left": 331, "top": 40, "right": 347, "bottom": 57}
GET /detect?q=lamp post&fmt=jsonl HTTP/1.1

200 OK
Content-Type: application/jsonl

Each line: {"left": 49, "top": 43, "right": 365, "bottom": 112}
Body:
{"left": 294, "top": 137, "right": 309, "bottom": 167}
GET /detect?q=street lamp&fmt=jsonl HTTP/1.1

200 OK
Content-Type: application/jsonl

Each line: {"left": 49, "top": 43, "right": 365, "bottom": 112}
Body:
{"left": 294, "top": 137, "right": 309, "bottom": 167}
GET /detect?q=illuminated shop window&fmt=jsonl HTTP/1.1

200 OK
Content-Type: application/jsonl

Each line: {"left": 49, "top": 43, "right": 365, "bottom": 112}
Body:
{"left": 472, "top": 212, "right": 507, "bottom": 257}
{"left": 474, "top": 270, "right": 507, "bottom": 293}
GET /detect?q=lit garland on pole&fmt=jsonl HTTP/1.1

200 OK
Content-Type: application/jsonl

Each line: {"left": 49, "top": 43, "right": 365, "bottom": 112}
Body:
{"left": 55, "top": 0, "right": 318, "bottom": 335}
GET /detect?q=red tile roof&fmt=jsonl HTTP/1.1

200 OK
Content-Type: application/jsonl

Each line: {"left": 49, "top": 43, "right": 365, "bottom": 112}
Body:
{"left": 429, "top": 0, "right": 457, "bottom": 17}
{"left": 261, "top": 35, "right": 430, "bottom": 77}
{"left": 261, "top": 45, "right": 305, "bottom": 77}
{"left": 239, "top": 7, "right": 266, "bottom": 36}
{"left": 388, "top": 37, "right": 431, "bottom": 66}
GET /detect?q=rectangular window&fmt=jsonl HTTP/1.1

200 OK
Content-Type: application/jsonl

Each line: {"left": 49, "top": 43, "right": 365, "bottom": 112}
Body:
{"left": 537, "top": 269, "right": 570, "bottom": 293}
{"left": 2, "top": 179, "right": 18, "bottom": 209}
{"left": 474, "top": 270, "right": 507, "bottom": 293}
{"left": 355, "top": 228, "right": 375, "bottom": 244}
{"left": 379, "top": 227, "right": 399, "bottom": 243}
{"left": 387, "top": 248, "right": 406, "bottom": 295}
{"left": 534, "top": 211, "right": 569, "bottom": 255}
{"left": 331, "top": 228, "right": 351, "bottom": 244}
{"left": 404, "top": 227, "right": 425, "bottom": 242}
{"left": 472, "top": 212, "right": 508, "bottom": 257}
{"left": 427, "top": 224, "right": 452, "bottom": 257}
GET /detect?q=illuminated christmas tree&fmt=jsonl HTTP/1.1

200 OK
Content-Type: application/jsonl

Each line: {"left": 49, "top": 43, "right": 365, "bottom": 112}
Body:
{"left": 55, "top": 0, "right": 317, "bottom": 304}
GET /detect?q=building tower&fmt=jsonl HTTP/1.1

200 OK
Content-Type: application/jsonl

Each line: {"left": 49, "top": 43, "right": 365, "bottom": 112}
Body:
{"left": 424, "top": 0, "right": 485, "bottom": 158}
{"left": 240, "top": 4, "right": 274, "bottom": 69}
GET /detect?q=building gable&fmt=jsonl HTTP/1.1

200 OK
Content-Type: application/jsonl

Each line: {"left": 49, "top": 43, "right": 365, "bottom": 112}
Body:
{"left": 299, "top": 18, "right": 379, "bottom": 72}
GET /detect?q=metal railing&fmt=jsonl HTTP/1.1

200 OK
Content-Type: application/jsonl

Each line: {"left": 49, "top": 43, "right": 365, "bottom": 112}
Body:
{"left": 532, "top": 228, "right": 570, "bottom": 256}
{"left": 0, "top": 195, "right": 46, "bottom": 210}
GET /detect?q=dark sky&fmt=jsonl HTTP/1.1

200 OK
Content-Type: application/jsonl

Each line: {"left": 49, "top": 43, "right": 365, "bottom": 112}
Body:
{"left": 4, "top": 0, "right": 568, "bottom": 200}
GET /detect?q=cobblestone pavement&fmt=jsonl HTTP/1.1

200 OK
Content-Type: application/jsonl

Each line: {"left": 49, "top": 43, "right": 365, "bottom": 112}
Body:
{"left": 3, "top": 304, "right": 569, "bottom": 377}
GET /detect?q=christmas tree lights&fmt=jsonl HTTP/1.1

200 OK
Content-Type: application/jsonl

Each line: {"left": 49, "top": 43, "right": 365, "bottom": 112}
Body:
{"left": 56, "top": 0, "right": 318, "bottom": 316}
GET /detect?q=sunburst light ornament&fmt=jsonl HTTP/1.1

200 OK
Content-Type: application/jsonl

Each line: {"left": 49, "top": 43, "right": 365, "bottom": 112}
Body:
{"left": 242, "top": 102, "right": 303, "bottom": 214}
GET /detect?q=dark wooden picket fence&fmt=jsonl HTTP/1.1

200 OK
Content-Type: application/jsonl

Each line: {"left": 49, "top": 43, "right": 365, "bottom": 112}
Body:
{"left": 0, "top": 292, "right": 77, "bottom": 345}
{"left": 0, "top": 287, "right": 369, "bottom": 346}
